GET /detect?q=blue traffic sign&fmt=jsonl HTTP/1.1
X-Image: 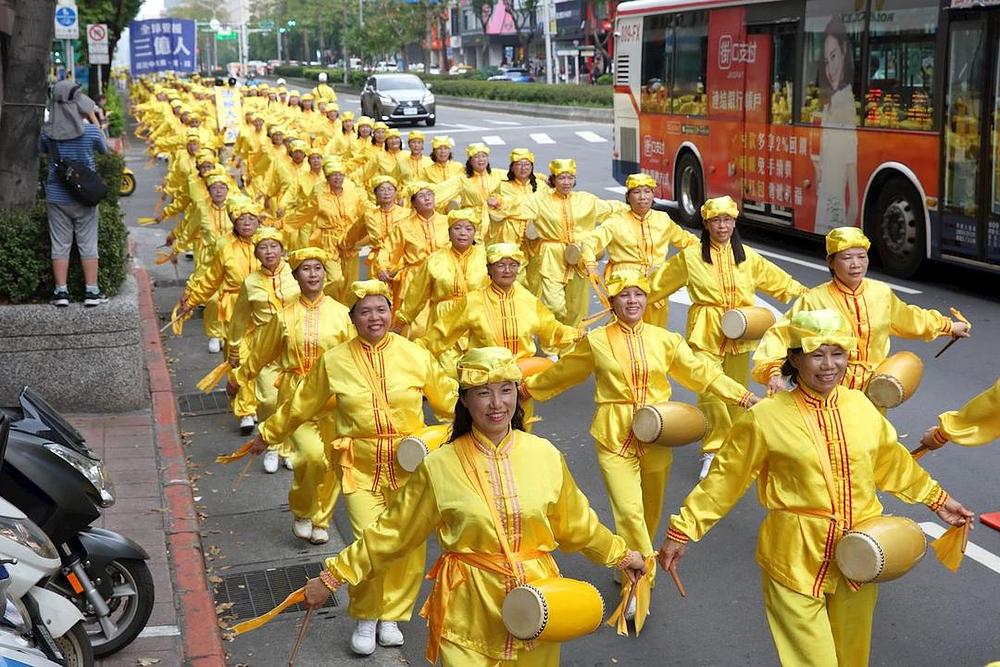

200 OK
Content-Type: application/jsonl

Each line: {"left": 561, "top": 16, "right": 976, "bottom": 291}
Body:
{"left": 55, "top": 6, "right": 76, "bottom": 26}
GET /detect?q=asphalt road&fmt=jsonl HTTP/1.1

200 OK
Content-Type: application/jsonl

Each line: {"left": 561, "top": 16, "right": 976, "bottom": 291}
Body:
{"left": 126, "top": 93, "right": 1000, "bottom": 666}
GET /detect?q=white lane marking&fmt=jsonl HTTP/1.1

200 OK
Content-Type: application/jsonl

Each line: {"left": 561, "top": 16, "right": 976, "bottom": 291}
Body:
{"left": 485, "top": 119, "right": 520, "bottom": 125}
{"left": 605, "top": 186, "right": 627, "bottom": 195}
{"left": 754, "top": 248, "right": 922, "bottom": 295}
{"left": 138, "top": 625, "right": 181, "bottom": 638}
{"left": 531, "top": 133, "right": 556, "bottom": 144}
{"left": 422, "top": 122, "right": 592, "bottom": 137}
{"left": 440, "top": 123, "right": 482, "bottom": 129}
{"left": 576, "top": 130, "right": 608, "bottom": 143}
{"left": 667, "top": 287, "right": 783, "bottom": 317}
{"left": 482, "top": 135, "right": 506, "bottom": 146}
{"left": 920, "top": 521, "right": 1000, "bottom": 575}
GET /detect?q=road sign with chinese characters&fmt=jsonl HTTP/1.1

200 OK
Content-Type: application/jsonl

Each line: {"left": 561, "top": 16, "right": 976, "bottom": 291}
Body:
{"left": 128, "top": 18, "right": 196, "bottom": 75}
{"left": 87, "top": 23, "right": 110, "bottom": 65}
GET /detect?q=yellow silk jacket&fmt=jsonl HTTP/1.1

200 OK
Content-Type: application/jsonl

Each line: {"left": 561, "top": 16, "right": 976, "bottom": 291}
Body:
{"left": 183, "top": 235, "right": 259, "bottom": 323}
{"left": 258, "top": 333, "right": 457, "bottom": 492}
{"left": 488, "top": 178, "right": 552, "bottom": 246}
{"left": 751, "top": 278, "right": 953, "bottom": 390}
{"left": 375, "top": 209, "right": 451, "bottom": 277}
{"left": 649, "top": 243, "right": 806, "bottom": 356}
{"left": 402, "top": 152, "right": 433, "bottom": 184}
{"left": 420, "top": 159, "right": 464, "bottom": 185}
{"left": 285, "top": 181, "right": 367, "bottom": 256}
{"left": 583, "top": 208, "right": 699, "bottom": 275}
{"left": 937, "top": 377, "right": 1000, "bottom": 446}
{"left": 396, "top": 245, "right": 489, "bottom": 327}
{"left": 526, "top": 321, "right": 752, "bottom": 455}
{"left": 363, "top": 203, "right": 411, "bottom": 274}
{"left": 226, "top": 260, "right": 300, "bottom": 351}
{"left": 324, "top": 428, "right": 630, "bottom": 662}
{"left": 187, "top": 200, "right": 233, "bottom": 258}
{"left": 162, "top": 150, "right": 197, "bottom": 200}
{"left": 425, "top": 283, "right": 578, "bottom": 361}
{"left": 667, "top": 385, "right": 947, "bottom": 598}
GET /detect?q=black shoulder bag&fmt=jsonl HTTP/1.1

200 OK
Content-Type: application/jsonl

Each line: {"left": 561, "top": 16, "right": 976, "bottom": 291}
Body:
{"left": 46, "top": 137, "right": 108, "bottom": 207}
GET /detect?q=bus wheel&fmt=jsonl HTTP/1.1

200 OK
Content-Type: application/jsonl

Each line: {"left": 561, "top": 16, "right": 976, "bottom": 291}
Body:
{"left": 870, "top": 178, "right": 925, "bottom": 278}
{"left": 674, "top": 152, "right": 704, "bottom": 227}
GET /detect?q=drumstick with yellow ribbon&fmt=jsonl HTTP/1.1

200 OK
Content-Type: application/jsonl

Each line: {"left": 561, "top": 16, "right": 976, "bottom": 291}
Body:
{"left": 934, "top": 308, "right": 971, "bottom": 359}
{"left": 606, "top": 555, "right": 656, "bottom": 637}
{"left": 229, "top": 586, "right": 306, "bottom": 636}
{"left": 287, "top": 606, "right": 314, "bottom": 667}
{"left": 930, "top": 522, "right": 970, "bottom": 572}
{"left": 216, "top": 440, "right": 258, "bottom": 493}
{"left": 159, "top": 302, "right": 190, "bottom": 335}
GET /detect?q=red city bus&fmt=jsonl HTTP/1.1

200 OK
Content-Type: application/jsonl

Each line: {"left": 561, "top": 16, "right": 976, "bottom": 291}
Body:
{"left": 611, "top": 0, "right": 1000, "bottom": 276}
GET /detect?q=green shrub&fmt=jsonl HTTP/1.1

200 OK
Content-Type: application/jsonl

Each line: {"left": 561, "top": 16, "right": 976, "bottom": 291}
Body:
{"left": 424, "top": 80, "right": 612, "bottom": 107}
{"left": 597, "top": 73, "right": 613, "bottom": 85}
{"left": 105, "top": 84, "right": 124, "bottom": 138}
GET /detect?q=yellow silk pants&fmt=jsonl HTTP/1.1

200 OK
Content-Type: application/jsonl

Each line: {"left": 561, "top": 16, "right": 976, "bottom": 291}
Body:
{"left": 344, "top": 485, "right": 426, "bottom": 621}
{"left": 761, "top": 573, "right": 877, "bottom": 667}
{"left": 596, "top": 444, "right": 671, "bottom": 556}
{"left": 439, "top": 638, "right": 560, "bottom": 666}
{"left": 340, "top": 252, "right": 361, "bottom": 301}
{"left": 202, "top": 297, "right": 224, "bottom": 339}
{"left": 286, "top": 419, "right": 341, "bottom": 528}
{"left": 524, "top": 246, "right": 543, "bottom": 299}
{"left": 539, "top": 273, "right": 587, "bottom": 327}
{"left": 254, "top": 362, "right": 281, "bottom": 423}
{"left": 695, "top": 349, "right": 750, "bottom": 454}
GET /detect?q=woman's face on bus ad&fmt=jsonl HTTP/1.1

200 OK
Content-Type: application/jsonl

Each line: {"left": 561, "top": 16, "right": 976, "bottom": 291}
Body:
{"left": 824, "top": 35, "right": 846, "bottom": 90}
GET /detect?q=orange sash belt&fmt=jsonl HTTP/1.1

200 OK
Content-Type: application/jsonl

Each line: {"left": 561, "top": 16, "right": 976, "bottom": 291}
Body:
{"left": 419, "top": 549, "right": 555, "bottom": 664}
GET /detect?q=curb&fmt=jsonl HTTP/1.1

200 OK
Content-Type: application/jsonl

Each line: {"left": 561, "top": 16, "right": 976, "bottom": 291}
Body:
{"left": 133, "top": 264, "right": 227, "bottom": 667}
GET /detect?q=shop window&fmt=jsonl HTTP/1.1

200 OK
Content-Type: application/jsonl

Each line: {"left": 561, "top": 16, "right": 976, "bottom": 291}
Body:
{"left": 800, "top": 0, "right": 864, "bottom": 125}
{"left": 641, "top": 14, "right": 671, "bottom": 114}
{"left": 865, "top": 0, "right": 937, "bottom": 130}
{"left": 672, "top": 11, "right": 708, "bottom": 116}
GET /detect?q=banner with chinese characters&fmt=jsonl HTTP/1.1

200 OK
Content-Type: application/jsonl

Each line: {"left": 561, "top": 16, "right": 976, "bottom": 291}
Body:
{"left": 129, "top": 18, "right": 196, "bottom": 76}
{"left": 706, "top": 7, "right": 748, "bottom": 120}
{"left": 214, "top": 86, "right": 243, "bottom": 144}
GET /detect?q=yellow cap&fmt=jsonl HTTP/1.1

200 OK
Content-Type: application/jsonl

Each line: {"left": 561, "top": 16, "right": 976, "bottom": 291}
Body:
{"left": 196, "top": 149, "right": 217, "bottom": 164}
{"left": 205, "top": 171, "right": 229, "bottom": 188}
{"left": 825, "top": 227, "right": 871, "bottom": 256}
{"left": 466, "top": 142, "right": 490, "bottom": 157}
{"left": 625, "top": 173, "right": 656, "bottom": 191}
{"left": 268, "top": 125, "right": 285, "bottom": 137}
{"left": 185, "top": 128, "right": 201, "bottom": 141}
{"left": 509, "top": 148, "right": 535, "bottom": 164}
{"left": 385, "top": 128, "right": 402, "bottom": 140}
{"left": 456, "top": 347, "right": 523, "bottom": 389}
{"left": 289, "top": 139, "right": 309, "bottom": 153}
{"left": 229, "top": 196, "right": 263, "bottom": 221}
{"left": 370, "top": 175, "right": 397, "bottom": 192}
{"left": 287, "top": 247, "right": 331, "bottom": 271}
{"left": 250, "top": 226, "right": 283, "bottom": 247}
{"left": 486, "top": 243, "right": 525, "bottom": 265}
{"left": 322, "top": 157, "right": 346, "bottom": 176}
{"left": 373, "top": 121, "right": 390, "bottom": 132}
{"left": 701, "top": 195, "right": 739, "bottom": 220}
{"left": 300, "top": 93, "right": 314, "bottom": 102}
{"left": 356, "top": 115, "right": 374, "bottom": 127}
{"left": 405, "top": 181, "right": 435, "bottom": 199}
{"left": 169, "top": 99, "right": 183, "bottom": 108}
{"left": 346, "top": 279, "right": 392, "bottom": 307}
{"left": 605, "top": 271, "right": 650, "bottom": 297}
{"left": 340, "top": 111, "right": 356, "bottom": 121}
{"left": 408, "top": 130, "right": 425, "bottom": 142}
{"left": 787, "top": 309, "right": 857, "bottom": 353}
{"left": 325, "top": 102, "right": 340, "bottom": 112}
{"left": 548, "top": 159, "right": 576, "bottom": 176}
{"left": 432, "top": 136, "right": 454, "bottom": 149}
{"left": 447, "top": 208, "right": 478, "bottom": 227}
{"left": 287, "top": 89, "right": 300, "bottom": 98}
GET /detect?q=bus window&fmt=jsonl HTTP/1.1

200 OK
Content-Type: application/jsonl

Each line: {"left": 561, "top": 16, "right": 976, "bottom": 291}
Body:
{"left": 992, "top": 48, "right": 1000, "bottom": 217}
{"left": 771, "top": 28, "right": 796, "bottom": 125}
{"left": 865, "top": 0, "right": 938, "bottom": 131}
{"left": 641, "top": 14, "right": 671, "bottom": 114}
{"left": 943, "top": 24, "right": 984, "bottom": 218}
{"left": 800, "top": 0, "right": 864, "bottom": 125}
{"left": 672, "top": 11, "right": 708, "bottom": 116}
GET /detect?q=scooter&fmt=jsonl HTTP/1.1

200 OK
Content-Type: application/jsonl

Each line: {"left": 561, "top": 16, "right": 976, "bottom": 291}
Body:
{"left": 2, "top": 389, "right": 153, "bottom": 657}
{"left": 0, "top": 562, "right": 64, "bottom": 667}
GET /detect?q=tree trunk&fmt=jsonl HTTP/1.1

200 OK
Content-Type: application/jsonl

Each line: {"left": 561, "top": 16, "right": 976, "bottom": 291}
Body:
{"left": 0, "top": 0, "right": 55, "bottom": 210}
{"left": 302, "top": 29, "right": 311, "bottom": 63}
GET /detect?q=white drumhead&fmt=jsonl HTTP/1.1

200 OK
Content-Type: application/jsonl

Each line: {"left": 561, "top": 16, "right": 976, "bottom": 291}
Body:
{"left": 866, "top": 376, "right": 904, "bottom": 409}
{"left": 396, "top": 437, "right": 430, "bottom": 473}
{"left": 564, "top": 243, "right": 582, "bottom": 266}
{"left": 835, "top": 532, "right": 884, "bottom": 583}
{"left": 631, "top": 405, "right": 664, "bottom": 444}
{"left": 524, "top": 221, "right": 540, "bottom": 240}
{"left": 502, "top": 585, "right": 546, "bottom": 640}
{"left": 720, "top": 309, "right": 748, "bottom": 340}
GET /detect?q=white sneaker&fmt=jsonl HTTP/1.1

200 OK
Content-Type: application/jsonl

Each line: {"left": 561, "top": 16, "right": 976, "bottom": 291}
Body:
{"left": 184, "top": 251, "right": 195, "bottom": 260}
{"left": 377, "top": 621, "right": 404, "bottom": 647}
{"left": 699, "top": 453, "right": 715, "bottom": 480}
{"left": 283, "top": 456, "right": 294, "bottom": 470}
{"left": 293, "top": 518, "right": 312, "bottom": 540}
{"left": 547, "top": 354, "right": 559, "bottom": 362}
{"left": 351, "top": 619, "right": 377, "bottom": 655}
{"left": 208, "top": 337, "right": 222, "bottom": 353}
{"left": 239, "top": 415, "right": 255, "bottom": 436}
{"left": 262, "top": 450, "right": 279, "bottom": 473}
{"left": 310, "top": 527, "right": 329, "bottom": 544}
{"left": 625, "top": 595, "right": 637, "bottom": 621}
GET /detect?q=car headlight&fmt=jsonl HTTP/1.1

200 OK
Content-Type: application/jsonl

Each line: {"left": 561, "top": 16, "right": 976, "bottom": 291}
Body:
{"left": 44, "top": 443, "right": 115, "bottom": 507}
{"left": 0, "top": 517, "right": 58, "bottom": 561}
{"left": 423, "top": 93, "right": 435, "bottom": 104}
{"left": 379, "top": 94, "right": 396, "bottom": 105}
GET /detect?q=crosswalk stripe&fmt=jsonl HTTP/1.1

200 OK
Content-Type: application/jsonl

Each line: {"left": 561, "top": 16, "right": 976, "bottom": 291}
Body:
{"left": 530, "top": 133, "right": 555, "bottom": 144}
{"left": 605, "top": 186, "right": 627, "bottom": 195}
{"left": 486, "top": 119, "right": 520, "bottom": 125}
{"left": 576, "top": 130, "right": 607, "bottom": 143}
{"left": 482, "top": 135, "right": 506, "bottom": 145}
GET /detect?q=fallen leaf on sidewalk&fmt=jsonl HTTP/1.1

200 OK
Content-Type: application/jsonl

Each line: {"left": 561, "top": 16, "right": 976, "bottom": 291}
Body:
{"left": 208, "top": 575, "right": 223, "bottom": 584}
{"left": 215, "top": 602, "right": 234, "bottom": 614}
{"left": 137, "top": 659, "right": 161, "bottom": 666}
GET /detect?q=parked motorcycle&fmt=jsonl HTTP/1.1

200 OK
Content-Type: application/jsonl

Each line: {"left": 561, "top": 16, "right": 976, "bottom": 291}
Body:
{"left": 2, "top": 389, "right": 153, "bottom": 657}
{"left": 0, "top": 561, "right": 64, "bottom": 667}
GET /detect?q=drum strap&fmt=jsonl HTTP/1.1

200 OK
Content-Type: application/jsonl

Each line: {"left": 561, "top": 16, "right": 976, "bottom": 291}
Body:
{"left": 606, "top": 324, "right": 646, "bottom": 457}
{"left": 791, "top": 391, "right": 843, "bottom": 531}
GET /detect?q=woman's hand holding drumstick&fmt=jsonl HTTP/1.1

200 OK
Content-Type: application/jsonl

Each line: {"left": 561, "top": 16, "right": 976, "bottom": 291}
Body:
{"left": 657, "top": 538, "right": 688, "bottom": 597}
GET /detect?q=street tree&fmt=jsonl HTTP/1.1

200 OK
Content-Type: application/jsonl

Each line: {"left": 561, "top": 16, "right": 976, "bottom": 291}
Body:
{"left": 584, "top": 0, "right": 617, "bottom": 73}
{"left": 501, "top": 0, "right": 538, "bottom": 64}
{"left": 466, "top": 0, "right": 493, "bottom": 67}
{"left": 77, "top": 0, "right": 143, "bottom": 97}
{"left": 0, "top": 0, "right": 55, "bottom": 209}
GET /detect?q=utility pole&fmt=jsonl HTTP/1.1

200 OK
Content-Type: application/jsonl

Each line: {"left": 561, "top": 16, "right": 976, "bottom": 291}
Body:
{"left": 542, "top": 0, "right": 554, "bottom": 84}
{"left": 239, "top": 0, "right": 248, "bottom": 77}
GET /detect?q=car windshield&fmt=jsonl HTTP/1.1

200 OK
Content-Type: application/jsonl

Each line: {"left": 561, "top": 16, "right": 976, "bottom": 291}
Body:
{"left": 378, "top": 75, "right": 424, "bottom": 91}
{"left": 505, "top": 68, "right": 528, "bottom": 74}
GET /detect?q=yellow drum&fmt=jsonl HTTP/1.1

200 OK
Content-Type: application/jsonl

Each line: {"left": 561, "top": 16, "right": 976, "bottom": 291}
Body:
{"left": 501, "top": 577, "right": 604, "bottom": 642}
{"left": 865, "top": 351, "right": 923, "bottom": 409}
{"left": 524, "top": 221, "right": 540, "bottom": 241}
{"left": 563, "top": 242, "right": 583, "bottom": 266}
{"left": 517, "top": 356, "right": 554, "bottom": 379}
{"left": 835, "top": 515, "right": 926, "bottom": 583}
{"left": 721, "top": 306, "right": 776, "bottom": 340}
{"left": 396, "top": 424, "right": 452, "bottom": 473}
{"left": 631, "top": 402, "right": 707, "bottom": 447}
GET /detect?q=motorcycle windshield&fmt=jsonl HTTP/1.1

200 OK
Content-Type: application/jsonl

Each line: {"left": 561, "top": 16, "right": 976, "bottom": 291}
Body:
{"left": 17, "top": 388, "right": 91, "bottom": 458}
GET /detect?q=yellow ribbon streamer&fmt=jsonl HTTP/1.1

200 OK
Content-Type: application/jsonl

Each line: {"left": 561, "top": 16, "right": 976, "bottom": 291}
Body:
{"left": 230, "top": 587, "right": 306, "bottom": 635}
{"left": 930, "top": 523, "right": 969, "bottom": 572}
{"left": 196, "top": 361, "right": 231, "bottom": 393}
{"left": 215, "top": 440, "right": 255, "bottom": 464}
{"left": 155, "top": 250, "right": 177, "bottom": 265}
{"left": 138, "top": 216, "right": 158, "bottom": 225}
{"left": 605, "top": 555, "right": 655, "bottom": 637}
{"left": 950, "top": 307, "right": 971, "bottom": 332}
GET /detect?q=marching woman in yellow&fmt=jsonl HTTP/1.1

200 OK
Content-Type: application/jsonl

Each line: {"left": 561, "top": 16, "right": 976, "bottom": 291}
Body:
{"left": 325, "top": 110, "right": 355, "bottom": 157}
{"left": 375, "top": 182, "right": 450, "bottom": 306}
{"left": 346, "top": 116, "right": 377, "bottom": 182}
{"left": 434, "top": 143, "right": 503, "bottom": 236}
{"left": 301, "top": 346, "right": 647, "bottom": 666}
{"left": 752, "top": 227, "right": 970, "bottom": 395}
{"left": 527, "top": 159, "right": 626, "bottom": 329}
{"left": 657, "top": 309, "right": 974, "bottom": 667}
{"left": 402, "top": 130, "right": 433, "bottom": 184}
{"left": 251, "top": 280, "right": 458, "bottom": 656}
{"left": 524, "top": 272, "right": 759, "bottom": 619}
{"left": 488, "top": 148, "right": 550, "bottom": 247}
{"left": 363, "top": 176, "right": 410, "bottom": 281}
{"left": 372, "top": 128, "right": 407, "bottom": 184}
{"left": 648, "top": 195, "right": 806, "bottom": 479}
{"left": 919, "top": 376, "right": 1000, "bottom": 451}
{"left": 421, "top": 136, "right": 463, "bottom": 184}
{"left": 583, "top": 173, "right": 699, "bottom": 327}
{"left": 225, "top": 225, "right": 299, "bottom": 442}
{"left": 395, "top": 210, "right": 488, "bottom": 357}
{"left": 238, "top": 248, "right": 355, "bottom": 543}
